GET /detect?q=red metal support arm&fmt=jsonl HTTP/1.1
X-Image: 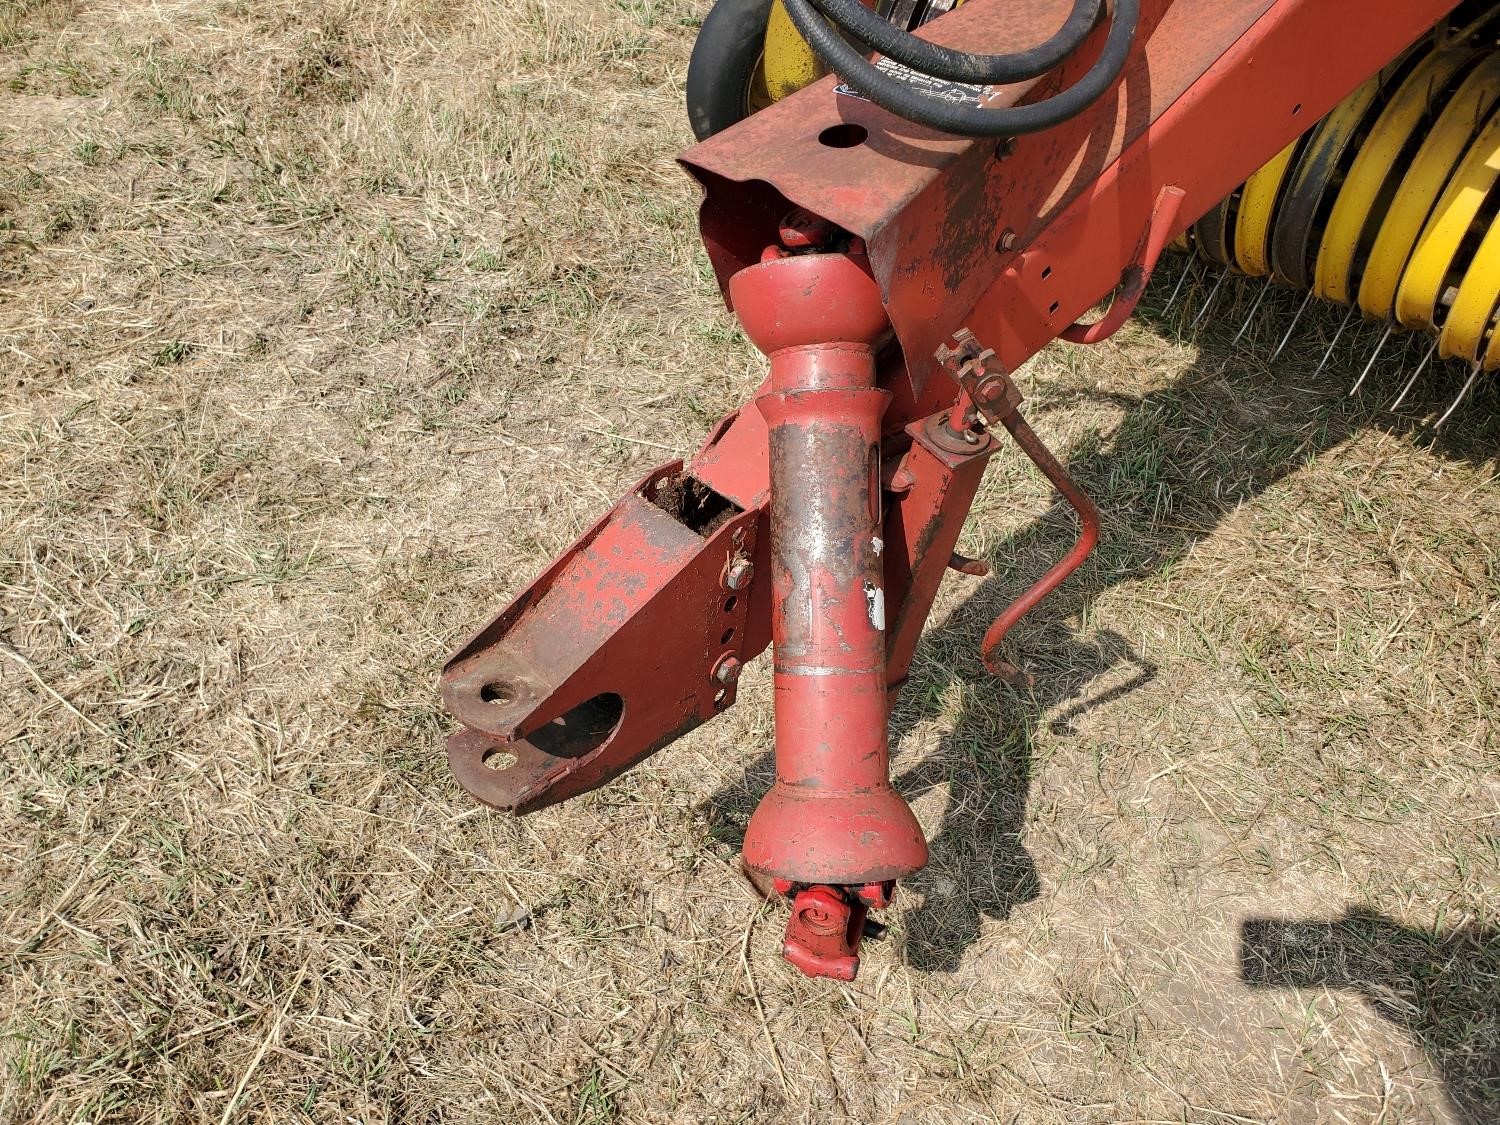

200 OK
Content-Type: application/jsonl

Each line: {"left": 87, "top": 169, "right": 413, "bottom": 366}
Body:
{"left": 441, "top": 0, "right": 1459, "bottom": 979}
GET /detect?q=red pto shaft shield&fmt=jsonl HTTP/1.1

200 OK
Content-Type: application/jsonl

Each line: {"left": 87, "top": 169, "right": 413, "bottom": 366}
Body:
{"left": 729, "top": 239, "right": 927, "bottom": 974}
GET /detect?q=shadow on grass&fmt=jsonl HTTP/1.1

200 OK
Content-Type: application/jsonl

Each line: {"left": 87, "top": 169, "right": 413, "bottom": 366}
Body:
{"left": 1240, "top": 908, "right": 1500, "bottom": 1123}
{"left": 699, "top": 261, "right": 1498, "bottom": 969}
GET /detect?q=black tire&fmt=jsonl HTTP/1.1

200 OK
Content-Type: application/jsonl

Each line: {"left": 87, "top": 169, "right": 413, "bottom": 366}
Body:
{"left": 686, "top": 0, "right": 774, "bottom": 141}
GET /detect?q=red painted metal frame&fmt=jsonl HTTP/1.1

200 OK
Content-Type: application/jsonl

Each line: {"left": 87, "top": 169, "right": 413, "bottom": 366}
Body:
{"left": 683, "top": 0, "right": 1455, "bottom": 402}
{"left": 443, "top": 460, "right": 765, "bottom": 813}
{"left": 442, "top": 0, "right": 1458, "bottom": 977}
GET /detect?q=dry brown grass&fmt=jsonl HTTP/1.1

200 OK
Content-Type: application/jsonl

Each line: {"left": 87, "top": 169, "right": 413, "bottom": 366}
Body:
{"left": 2, "top": 0, "right": 1498, "bottom": 1121}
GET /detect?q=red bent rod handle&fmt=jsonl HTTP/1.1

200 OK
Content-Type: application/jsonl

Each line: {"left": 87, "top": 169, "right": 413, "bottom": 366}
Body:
{"left": 981, "top": 410, "right": 1101, "bottom": 686}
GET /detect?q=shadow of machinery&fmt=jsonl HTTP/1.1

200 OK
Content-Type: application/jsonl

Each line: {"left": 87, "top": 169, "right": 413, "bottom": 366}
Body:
{"left": 698, "top": 259, "right": 1499, "bottom": 972}
{"left": 1241, "top": 908, "right": 1500, "bottom": 1122}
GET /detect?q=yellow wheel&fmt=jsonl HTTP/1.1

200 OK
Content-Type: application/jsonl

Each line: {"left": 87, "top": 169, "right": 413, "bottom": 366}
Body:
{"left": 1194, "top": 195, "right": 1236, "bottom": 267}
{"left": 761, "top": 0, "right": 823, "bottom": 104}
{"left": 1314, "top": 44, "right": 1478, "bottom": 304}
{"left": 1358, "top": 53, "right": 1500, "bottom": 319}
{"left": 1235, "top": 140, "right": 1298, "bottom": 277}
{"left": 1395, "top": 109, "right": 1500, "bottom": 330}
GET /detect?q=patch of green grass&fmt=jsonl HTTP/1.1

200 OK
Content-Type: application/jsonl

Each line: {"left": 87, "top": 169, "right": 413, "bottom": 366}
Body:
{"left": 572, "top": 1065, "right": 618, "bottom": 1124}
{"left": 151, "top": 339, "right": 195, "bottom": 366}
{"left": 6, "top": 44, "right": 99, "bottom": 93}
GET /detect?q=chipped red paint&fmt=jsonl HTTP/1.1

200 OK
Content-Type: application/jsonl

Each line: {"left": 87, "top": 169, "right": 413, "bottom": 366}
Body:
{"left": 732, "top": 245, "right": 928, "bottom": 889}
{"left": 882, "top": 414, "right": 997, "bottom": 693}
{"left": 441, "top": 460, "right": 765, "bottom": 812}
{"left": 682, "top": 0, "right": 1454, "bottom": 405}
{"left": 442, "top": 0, "right": 1460, "bottom": 978}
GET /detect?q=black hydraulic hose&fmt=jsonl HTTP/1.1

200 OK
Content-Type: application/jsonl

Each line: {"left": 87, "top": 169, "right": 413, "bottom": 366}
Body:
{"left": 780, "top": 0, "right": 1138, "bottom": 138}
{"left": 804, "top": 0, "right": 1102, "bottom": 85}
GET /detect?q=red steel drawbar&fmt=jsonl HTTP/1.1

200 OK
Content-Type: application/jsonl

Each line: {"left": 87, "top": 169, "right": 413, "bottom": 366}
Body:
{"left": 441, "top": 0, "right": 1459, "bottom": 978}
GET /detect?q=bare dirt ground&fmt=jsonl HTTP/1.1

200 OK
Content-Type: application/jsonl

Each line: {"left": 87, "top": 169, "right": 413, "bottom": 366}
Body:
{"left": 2, "top": 1, "right": 1498, "bottom": 1121}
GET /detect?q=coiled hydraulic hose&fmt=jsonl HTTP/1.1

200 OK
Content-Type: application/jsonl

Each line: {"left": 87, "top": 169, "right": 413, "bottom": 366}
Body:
{"left": 803, "top": 0, "right": 1103, "bottom": 85}
{"left": 779, "top": 0, "right": 1138, "bottom": 138}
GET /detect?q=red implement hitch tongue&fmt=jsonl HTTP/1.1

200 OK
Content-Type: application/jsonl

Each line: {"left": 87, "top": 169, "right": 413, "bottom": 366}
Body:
{"left": 440, "top": 211, "right": 1101, "bottom": 979}
{"left": 438, "top": 0, "right": 1443, "bottom": 980}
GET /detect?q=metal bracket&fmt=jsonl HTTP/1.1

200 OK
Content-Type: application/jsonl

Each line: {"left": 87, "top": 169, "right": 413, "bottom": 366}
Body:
{"left": 442, "top": 461, "right": 764, "bottom": 813}
{"left": 778, "top": 880, "right": 893, "bottom": 981}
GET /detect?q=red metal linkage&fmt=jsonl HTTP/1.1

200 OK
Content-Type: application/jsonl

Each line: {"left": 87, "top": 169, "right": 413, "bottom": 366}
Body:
{"left": 1059, "top": 185, "right": 1186, "bottom": 346}
{"left": 779, "top": 880, "right": 893, "bottom": 981}
{"left": 441, "top": 0, "right": 1460, "bottom": 980}
{"left": 782, "top": 886, "right": 867, "bottom": 981}
{"left": 936, "top": 331, "right": 1102, "bottom": 687}
{"left": 981, "top": 412, "right": 1101, "bottom": 686}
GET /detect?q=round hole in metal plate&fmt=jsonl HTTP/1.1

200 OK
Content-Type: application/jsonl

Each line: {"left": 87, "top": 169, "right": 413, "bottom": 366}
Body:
{"left": 818, "top": 124, "right": 867, "bottom": 149}
{"left": 482, "top": 748, "right": 517, "bottom": 771}
{"left": 721, "top": 627, "right": 735, "bottom": 644}
{"left": 481, "top": 681, "right": 517, "bottom": 705}
{"left": 723, "top": 595, "right": 737, "bottom": 613}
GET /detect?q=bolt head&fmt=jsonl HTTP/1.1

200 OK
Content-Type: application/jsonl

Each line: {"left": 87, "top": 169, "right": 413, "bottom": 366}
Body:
{"left": 714, "top": 656, "right": 742, "bottom": 686}
{"left": 725, "top": 557, "right": 754, "bottom": 590}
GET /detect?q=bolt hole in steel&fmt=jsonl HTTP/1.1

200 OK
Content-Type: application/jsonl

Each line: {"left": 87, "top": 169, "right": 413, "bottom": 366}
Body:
{"left": 480, "top": 680, "right": 516, "bottom": 705}
{"left": 720, "top": 627, "right": 736, "bottom": 644}
{"left": 482, "top": 748, "right": 518, "bottom": 771}
{"left": 1293, "top": 102, "right": 1302, "bottom": 115}
{"left": 1041, "top": 265, "right": 1053, "bottom": 279}
{"left": 723, "top": 595, "right": 737, "bottom": 612}
{"left": 1049, "top": 300, "right": 1061, "bottom": 314}
{"left": 818, "top": 123, "right": 867, "bottom": 148}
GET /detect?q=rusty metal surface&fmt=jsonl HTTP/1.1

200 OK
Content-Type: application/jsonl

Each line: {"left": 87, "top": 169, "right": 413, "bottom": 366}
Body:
{"left": 683, "top": 0, "right": 1456, "bottom": 400}
{"left": 447, "top": 0, "right": 1457, "bottom": 819}
{"left": 881, "top": 414, "right": 996, "bottom": 691}
{"left": 684, "top": 0, "right": 1251, "bottom": 385}
{"left": 733, "top": 245, "right": 928, "bottom": 888}
{"left": 441, "top": 462, "right": 764, "bottom": 812}
{"left": 441, "top": 0, "right": 1463, "bottom": 980}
